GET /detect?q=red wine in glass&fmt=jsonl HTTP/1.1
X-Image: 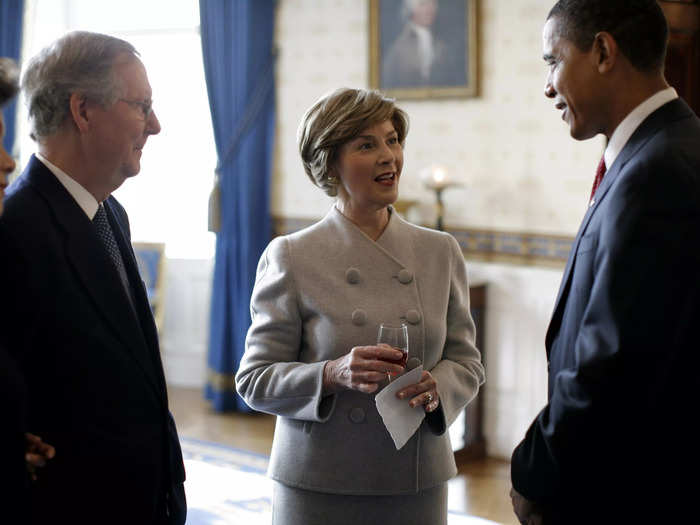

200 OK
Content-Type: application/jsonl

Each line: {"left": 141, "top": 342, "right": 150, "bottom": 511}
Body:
{"left": 377, "top": 323, "right": 408, "bottom": 381}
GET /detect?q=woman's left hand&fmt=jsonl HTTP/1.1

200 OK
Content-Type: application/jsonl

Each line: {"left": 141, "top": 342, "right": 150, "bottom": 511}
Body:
{"left": 396, "top": 370, "right": 440, "bottom": 413}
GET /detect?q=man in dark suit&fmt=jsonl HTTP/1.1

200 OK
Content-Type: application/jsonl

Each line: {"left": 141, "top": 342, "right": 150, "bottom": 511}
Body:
{"left": 510, "top": 1, "right": 700, "bottom": 523}
{"left": 0, "top": 32, "right": 186, "bottom": 524}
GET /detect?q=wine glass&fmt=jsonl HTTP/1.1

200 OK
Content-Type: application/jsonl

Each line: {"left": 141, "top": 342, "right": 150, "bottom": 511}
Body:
{"left": 377, "top": 323, "right": 409, "bottom": 382}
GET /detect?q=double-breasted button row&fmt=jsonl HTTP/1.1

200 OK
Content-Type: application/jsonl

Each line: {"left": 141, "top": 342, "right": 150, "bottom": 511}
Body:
{"left": 351, "top": 308, "right": 421, "bottom": 326}
{"left": 346, "top": 267, "right": 414, "bottom": 285}
{"left": 347, "top": 267, "right": 420, "bottom": 326}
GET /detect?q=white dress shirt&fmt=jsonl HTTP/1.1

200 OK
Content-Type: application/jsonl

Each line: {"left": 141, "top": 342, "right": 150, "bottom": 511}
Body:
{"left": 35, "top": 152, "right": 100, "bottom": 219}
{"left": 410, "top": 22, "right": 434, "bottom": 80}
{"left": 604, "top": 87, "right": 678, "bottom": 170}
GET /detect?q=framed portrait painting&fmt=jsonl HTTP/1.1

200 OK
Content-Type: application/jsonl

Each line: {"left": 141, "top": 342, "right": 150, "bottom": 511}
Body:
{"left": 369, "top": 0, "right": 478, "bottom": 99}
{"left": 132, "top": 241, "right": 166, "bottom": 334}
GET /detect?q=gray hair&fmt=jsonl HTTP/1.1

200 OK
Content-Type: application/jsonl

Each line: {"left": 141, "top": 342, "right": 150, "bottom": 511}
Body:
{"left": 21, "top": 31, "right": 138, "bottom": 141}
{"left": 298, "top": 88, "right": 409, "bottom": 197}
{"left": 0, "top": 57, "right": 19, "bottom": 108}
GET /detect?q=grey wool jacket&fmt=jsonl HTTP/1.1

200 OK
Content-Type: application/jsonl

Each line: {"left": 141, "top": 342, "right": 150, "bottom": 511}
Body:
{"left": 236, "top": 205, "right": 485, "bottom": 495}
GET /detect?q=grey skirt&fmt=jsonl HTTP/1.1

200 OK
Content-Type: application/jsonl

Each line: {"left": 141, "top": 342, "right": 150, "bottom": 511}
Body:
{"left": 272, "top": 481, "right": 447, "bottom": 525}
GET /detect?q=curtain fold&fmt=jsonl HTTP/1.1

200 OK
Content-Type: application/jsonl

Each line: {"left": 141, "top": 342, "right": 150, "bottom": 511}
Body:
{"left": 200, "top": 0, "right": 277, "bottom": 411}
{"left": 1, "top": 0, "right": 24, "bottom": 155}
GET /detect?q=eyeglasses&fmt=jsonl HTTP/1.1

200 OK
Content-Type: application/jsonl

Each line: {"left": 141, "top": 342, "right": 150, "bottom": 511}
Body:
{"left": 119, "top": 98, "right": 153, "bottom": 119}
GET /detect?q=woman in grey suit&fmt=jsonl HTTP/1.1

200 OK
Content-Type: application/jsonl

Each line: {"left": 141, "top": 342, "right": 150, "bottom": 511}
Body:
{"left": 236, "top": 88, "right": 485, "bottom": 525}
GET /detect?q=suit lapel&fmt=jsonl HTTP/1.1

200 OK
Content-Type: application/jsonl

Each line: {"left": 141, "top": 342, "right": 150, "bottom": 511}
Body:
{"left": 327, "top": 206, "right": 410, "bottom": 270}
{"left": 545, "top": 98, "right": 695, "bottom": 352}
{"left": 545, "top": 213, "right": 589, "bottom": 351}
{"left": 105, "top": 198, "right": 167, "bottom": 394}
{"left": 25, "top": 157, "right": 163, "bottom": 398}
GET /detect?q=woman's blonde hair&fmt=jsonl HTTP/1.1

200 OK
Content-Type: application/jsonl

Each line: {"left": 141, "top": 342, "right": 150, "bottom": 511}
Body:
{"left": 298, "top": 88, "right": 409, "bottom": 197}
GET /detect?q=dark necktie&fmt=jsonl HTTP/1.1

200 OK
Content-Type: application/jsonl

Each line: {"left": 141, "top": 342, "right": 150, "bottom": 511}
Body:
{"left": 93, "top": 204, "right": 135, "bottom": 308}
{"left": 589, "top": 156, "right": 607, "bottom": 204}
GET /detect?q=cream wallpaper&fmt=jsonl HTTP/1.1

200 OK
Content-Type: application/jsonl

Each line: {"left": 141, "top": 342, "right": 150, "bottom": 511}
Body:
{"left": 273, "top": 0, "right": 606, "bottom": 236}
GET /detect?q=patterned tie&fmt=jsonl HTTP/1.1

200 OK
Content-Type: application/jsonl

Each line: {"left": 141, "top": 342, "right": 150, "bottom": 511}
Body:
{"left": 93, "top": 204, "right": 135, "bottom": 308}
{"left": 589, "top": 156, "right": 607, "bottom": 204}
{"left": 93, "top": 205, "right": 126, "bottom": 274}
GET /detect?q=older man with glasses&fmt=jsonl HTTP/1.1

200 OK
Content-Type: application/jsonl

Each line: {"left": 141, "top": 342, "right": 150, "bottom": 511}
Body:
{"left": 0, "top": 32, "right": 186, "bottom": 525}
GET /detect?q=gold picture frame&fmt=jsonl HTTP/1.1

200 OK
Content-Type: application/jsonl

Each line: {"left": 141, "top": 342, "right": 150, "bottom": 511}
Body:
{"left": 369, "top": 0, "right": 478, "bottom": 100}
{"left": 132, "top": 241, "right": 166, "bottom": 335}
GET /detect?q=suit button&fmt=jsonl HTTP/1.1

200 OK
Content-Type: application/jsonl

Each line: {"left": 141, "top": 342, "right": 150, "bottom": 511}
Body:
{"left": 398, "top": 269, "right": 413, "bottom": 284}
{"left": 349, "top": 407, "right": 366, "bottom": 423}
{"left": 345, "top": 267, "right": 361, "bottom": 284}
{"left": 405, "top": 309, "right": 421, "bottom": 324}
{"left": 407, "top": 357, "right": 422, "bottom": 370}
{"left": 352, "top": 309, "right": 367, "bottom": 326}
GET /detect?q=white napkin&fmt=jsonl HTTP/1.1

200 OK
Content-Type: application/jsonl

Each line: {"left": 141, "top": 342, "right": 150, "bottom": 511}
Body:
{"left": 375, "top": 365, "right": 425, "bottom": 450}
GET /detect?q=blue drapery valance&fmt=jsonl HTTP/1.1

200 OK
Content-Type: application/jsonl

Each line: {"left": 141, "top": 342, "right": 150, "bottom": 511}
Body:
{"left": 200, "top": 0, "right": 276, "bottom": 411}
{"left": 1, "top": 0, "right": 23, "bottom": 154}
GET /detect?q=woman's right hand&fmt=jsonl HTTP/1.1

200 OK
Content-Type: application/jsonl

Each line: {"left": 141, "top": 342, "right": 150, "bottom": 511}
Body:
{"left": 323, "top": 344, "right": 405, "bottom": 394}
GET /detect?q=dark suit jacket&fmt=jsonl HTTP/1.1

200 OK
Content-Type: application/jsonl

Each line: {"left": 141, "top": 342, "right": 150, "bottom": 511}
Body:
{"left": 0, "top": 156, "right": 186, "bottom": 525}
{"left": 511, "top": 99, "right": 700, "bottom": 524}
{"left": 0, "top": 341, "right": 28, "bottom": 524}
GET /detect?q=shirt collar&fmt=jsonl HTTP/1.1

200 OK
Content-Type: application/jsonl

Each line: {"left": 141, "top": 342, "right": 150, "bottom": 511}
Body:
{"left": 409, "top": 21, "right": 433, "bottom": 42}
{"left": 604, "top": 87, "right": 678, "bottom": 170}
{"left": 35, "top": 152, "right": 100, "bottom": 219}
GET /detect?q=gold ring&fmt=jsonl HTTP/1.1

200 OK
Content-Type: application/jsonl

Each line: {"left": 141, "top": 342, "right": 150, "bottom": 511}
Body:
{"left": 425, "top": 392, "right": 433, "bottom": 404}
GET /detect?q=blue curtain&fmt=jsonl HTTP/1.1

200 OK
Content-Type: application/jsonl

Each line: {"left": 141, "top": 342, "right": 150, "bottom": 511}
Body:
{"left": 200, "top": 0, "right": 276, "bottom": 412}
{"left": 1, "top": 0, "right": 23, "bottom": 154}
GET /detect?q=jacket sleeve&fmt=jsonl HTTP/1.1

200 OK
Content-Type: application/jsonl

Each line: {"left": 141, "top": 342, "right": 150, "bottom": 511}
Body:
{"left": 429, "top": 234, "right": 486, "bottom": 431}
{"left": 235, "top": 236, "right": 336, "bottom": 422}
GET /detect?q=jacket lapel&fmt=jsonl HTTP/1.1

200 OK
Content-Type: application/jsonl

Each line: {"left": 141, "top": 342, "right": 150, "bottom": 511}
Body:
{"left": 105, "top": 198, "right": 167, "bottom": 394}
{"left": 545, "top": 216, "right": 588, "bottom": 351}
{"left": 326, "top": 205, "right": 412, "bottom": 269}
{"left": 25, "top": 157, "right": 163, "bottom": 398}
{"left": 545, "top": 98, "right": 695, "bottom": 352}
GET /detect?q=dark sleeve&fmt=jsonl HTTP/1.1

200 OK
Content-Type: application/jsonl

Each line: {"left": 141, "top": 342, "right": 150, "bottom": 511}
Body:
{"left": 0, "top": 345, "right": 29, "bottom": 517}
{"left": 424, "top": 405, "right": 446, "bottom": 435}
{"left": 0, "top": 226, "right": 30, "bottom": 513}
{"left": 511, "top": 151, "right": 700, "bottom": 504}
{"left": 0, "top": 224, "right": 36, "bottom": 363}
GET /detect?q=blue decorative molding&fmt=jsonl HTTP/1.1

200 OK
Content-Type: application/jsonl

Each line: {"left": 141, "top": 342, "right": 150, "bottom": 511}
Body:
{"left": 273, "top": 216, "right": 573, "bottom": 267}
{"left": 448, "top": 228, "right": 573, "bottom": 265}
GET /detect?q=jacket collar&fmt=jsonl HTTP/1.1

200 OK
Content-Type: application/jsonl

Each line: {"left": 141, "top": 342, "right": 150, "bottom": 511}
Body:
{"left": 327, "top": 204, "right": 414, "bottom": 269}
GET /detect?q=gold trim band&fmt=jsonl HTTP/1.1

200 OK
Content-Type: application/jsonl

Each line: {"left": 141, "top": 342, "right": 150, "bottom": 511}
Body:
{"left": 273, "top": 216, "right": 573, "bottom": 268}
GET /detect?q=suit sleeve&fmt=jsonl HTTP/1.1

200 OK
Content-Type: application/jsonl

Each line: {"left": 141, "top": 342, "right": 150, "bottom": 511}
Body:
{"left": 428, "top": 234, "right": 485, "bottom": 432}
{"left": 0, "top": 223, "right": 40, "bottom": 363}
{"left": 235, "top": 236, "right": 336, "bottom": 422}
{"left": 511, "top": 151, "right": 700, "bottom": 503}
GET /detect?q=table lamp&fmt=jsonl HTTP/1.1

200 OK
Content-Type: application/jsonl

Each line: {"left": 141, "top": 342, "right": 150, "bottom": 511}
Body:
{"left": 421, "top": 164, "right": 459, "bottom": 231}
